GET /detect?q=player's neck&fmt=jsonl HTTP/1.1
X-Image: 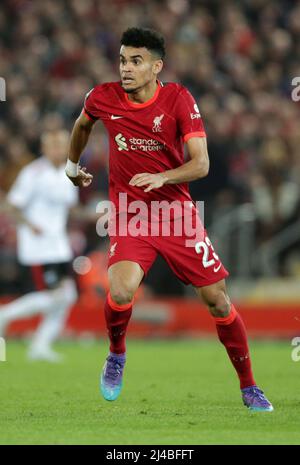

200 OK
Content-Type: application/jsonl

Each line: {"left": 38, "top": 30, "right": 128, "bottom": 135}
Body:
{"left": 47, "top": 158, "right": 62, "bottom": 169}
{"left": 126, "top": 79, "right": 159, "bottom": 104}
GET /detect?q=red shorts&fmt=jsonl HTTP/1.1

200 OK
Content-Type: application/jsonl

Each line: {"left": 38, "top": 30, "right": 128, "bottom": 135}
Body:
{"left": 107, "top": 209, "right": 229, "bottom": 288}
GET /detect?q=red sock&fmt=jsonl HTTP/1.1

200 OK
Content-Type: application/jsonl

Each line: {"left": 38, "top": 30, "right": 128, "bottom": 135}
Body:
{"left": 214, "top": 305, "right": 256, "bottom": 389}
{"left": 104, "top": 292, "right": 133, "bottom": 354}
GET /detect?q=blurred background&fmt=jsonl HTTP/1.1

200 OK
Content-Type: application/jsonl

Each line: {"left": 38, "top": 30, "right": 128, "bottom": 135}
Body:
{"left": 0, "top": 0, "right": 300, "bottom": 339}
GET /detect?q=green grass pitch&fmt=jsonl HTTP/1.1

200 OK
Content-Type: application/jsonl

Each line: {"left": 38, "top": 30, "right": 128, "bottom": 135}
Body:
{"left": 0, "top": 339, "right": 299, "bottom": 445}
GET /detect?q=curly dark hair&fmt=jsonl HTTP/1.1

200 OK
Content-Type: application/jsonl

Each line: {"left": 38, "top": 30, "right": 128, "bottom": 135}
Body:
{"left": 120, "top": 27, "right": 165, "bottom": 59}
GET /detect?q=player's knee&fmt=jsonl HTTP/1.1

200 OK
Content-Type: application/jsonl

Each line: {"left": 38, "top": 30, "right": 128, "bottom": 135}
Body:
{"left": 109, "top": 268, "right": 140, "bottom": 306}
{"left": 110, "top": 289, "right": 134, "bottom": 306}
{"left": 207, "top": 291, "right": 231, "bottom": 318}
{"left": 51, "top": 279, "right": 77, "bottom": 308}
{"left": 61, "top": 279, "right": 77, "bottom": 306}
{"left": 109, "top": 284, "right": 135, "bottom": 306}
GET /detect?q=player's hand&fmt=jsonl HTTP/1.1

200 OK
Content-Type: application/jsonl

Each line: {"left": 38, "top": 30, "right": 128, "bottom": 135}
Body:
{"left": 24, "top": 220, "right": 42, "bottom": 235}
{"left": 29, "top": 224, "right": 43, "bottom": 235}
{"left": 66, "top": 166, "right": 93, "bottom": 188}
{"left": 129, "top": 172, "right": 168, "bottom": 193}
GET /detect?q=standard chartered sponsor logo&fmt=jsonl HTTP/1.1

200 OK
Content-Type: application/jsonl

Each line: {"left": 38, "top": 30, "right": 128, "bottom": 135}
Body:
{"left": 130, "top": 137, "right": 164, "bottom": 151}
{"left": 115, "top": 133, "right": 129, "bottom": 151}
{"left": 115, "top": 133, "right": 164, "bottom": 152}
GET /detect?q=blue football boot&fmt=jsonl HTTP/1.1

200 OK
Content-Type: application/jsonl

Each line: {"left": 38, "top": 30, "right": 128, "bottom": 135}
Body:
{"left": 242, "top": 386, "right": 274, "bottom": 412}
{"left": 100, "top": 353, "right": 126, "bottom": 401}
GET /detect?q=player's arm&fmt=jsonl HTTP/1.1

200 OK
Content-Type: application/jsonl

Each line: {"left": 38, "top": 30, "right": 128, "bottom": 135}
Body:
{"left": 1, "top": 199, "right": 42, "bottom": 234}
{"left": 130, "top": 87, "right": 209, "bottom": 192}
{"left": 65, "top": 111, "right": 95, "bottom": 187}
{"left": 163, "top": 136, "right": 209, "bottom": 184}
{"left": 129, "top": 136, "right": 209, "bottom": 192}
{"left": 69, "top": 204, "right": 100, "bottom": 223}
{"left": 4, "top": 170, "right": 42, "bottom": 233}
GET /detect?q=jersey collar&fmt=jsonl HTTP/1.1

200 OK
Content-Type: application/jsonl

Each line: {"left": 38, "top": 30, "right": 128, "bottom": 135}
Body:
{"left": 123, "top": 80, "right": 162, "bottom": 109}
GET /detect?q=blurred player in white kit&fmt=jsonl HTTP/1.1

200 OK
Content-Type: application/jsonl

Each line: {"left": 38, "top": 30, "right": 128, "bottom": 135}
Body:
{"left": 0, "top": 129, "right": 78, "bottom": 362}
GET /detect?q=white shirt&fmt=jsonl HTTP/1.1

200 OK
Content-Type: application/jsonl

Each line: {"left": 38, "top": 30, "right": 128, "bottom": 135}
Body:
{"left": 8, "top": 157, "right": 78, "bottom": 265}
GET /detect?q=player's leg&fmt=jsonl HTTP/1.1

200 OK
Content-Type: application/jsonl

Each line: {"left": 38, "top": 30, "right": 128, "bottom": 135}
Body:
{"left": 28, "top": 278, "right": 77, "bottom": 362}
{"left": 194, "top": 279, "right": 255, "bottom": 388}
{"left": 0, "top": 280, "right": 69, "bottom": 339}
{"left": 0, "top": 263, "right": 59, "bottom": 336}
{"left": 100, "top": 232, "right": 157, "bottom": 401}
{"left": 0, "top": 263, "right": 77, "bottom": 361}
{"left": 194, "top": 279, "right": 273, "bottom": 411}
{"left": 156, "top": 216, "right": 273, "bottom": 412}
{"left": 101, "top": 260, "right": 145, "bottom": 401}
{"left": 106, "top": 260, "right": 144, "bottom": 353}
{"left": 0, "top": 291, "right": 55, "bottom": 336}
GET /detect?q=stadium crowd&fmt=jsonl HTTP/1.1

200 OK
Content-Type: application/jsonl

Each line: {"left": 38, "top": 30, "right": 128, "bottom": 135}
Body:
{"left": 0, "top": 0, "right": 300, "bottom": 293}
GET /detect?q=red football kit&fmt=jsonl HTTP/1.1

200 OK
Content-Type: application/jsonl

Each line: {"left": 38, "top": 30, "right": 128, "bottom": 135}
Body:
{"left": 83, "top": 80, "right": 228, "bottom": 287}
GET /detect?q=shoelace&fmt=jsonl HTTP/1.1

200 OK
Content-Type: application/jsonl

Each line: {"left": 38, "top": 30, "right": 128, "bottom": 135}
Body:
{"left": 245, "top": 388, "right": 270, "bottom": 406}
{"left": 105, "top": 358, "right": 124, "bottom": 384}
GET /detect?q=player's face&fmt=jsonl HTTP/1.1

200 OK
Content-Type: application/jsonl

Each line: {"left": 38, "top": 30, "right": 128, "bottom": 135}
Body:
{"left": 119, "top": 46, "right": 162, "bottom": 93}
{"left": 42, "top": 133, "right": 69, "bottom": 166}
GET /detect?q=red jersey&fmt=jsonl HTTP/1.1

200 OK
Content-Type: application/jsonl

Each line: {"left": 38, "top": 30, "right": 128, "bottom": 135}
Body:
{"left": 83, "top": 80, "right": 206, "bottom": 216}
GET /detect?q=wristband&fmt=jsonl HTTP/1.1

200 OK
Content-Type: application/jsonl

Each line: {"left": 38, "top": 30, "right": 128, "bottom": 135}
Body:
{"left": 65, "top": 159, "right": 79, "bottom": 177}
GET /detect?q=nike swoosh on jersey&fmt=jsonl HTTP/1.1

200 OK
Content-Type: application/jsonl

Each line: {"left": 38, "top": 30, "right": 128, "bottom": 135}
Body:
{"left": 213, "top": 263, "right": 222, "bottom": 273}
{"left": 111, "top": 115, "right": 123, "bottom": 120}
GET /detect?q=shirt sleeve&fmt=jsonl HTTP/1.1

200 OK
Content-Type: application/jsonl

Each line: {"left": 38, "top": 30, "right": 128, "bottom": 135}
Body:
{"left": 176, "top": 87, "right": 206, "bottom": 142}
{"left": 83, "top": 87, "right": 99, "bottom": 121}
{"left": 7, "top": 167, "right": 35, "bottom": 209}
